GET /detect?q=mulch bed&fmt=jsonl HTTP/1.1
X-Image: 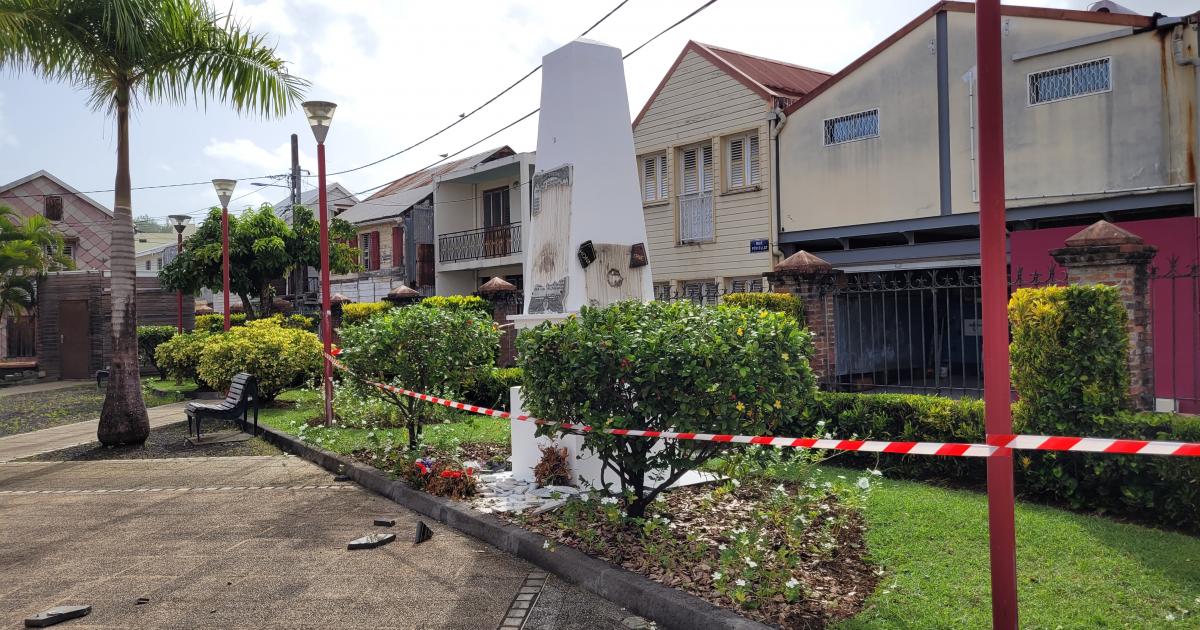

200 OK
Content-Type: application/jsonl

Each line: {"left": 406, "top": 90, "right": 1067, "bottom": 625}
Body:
{"left": 0, "top": 383, "right": 183, "bottom": 438}
{"left": 513, "top": 483, "right": 877, "bottom": 629}
{"left": 23, "top": 421, "right": 284, "bottom": 461}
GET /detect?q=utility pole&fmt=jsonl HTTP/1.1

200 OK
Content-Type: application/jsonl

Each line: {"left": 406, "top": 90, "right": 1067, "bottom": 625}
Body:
{"left": 289, "top": 133, "right": 303, "bottom": 295}
{"left": 290, "top": 133, "right": 301, "bottom": 209}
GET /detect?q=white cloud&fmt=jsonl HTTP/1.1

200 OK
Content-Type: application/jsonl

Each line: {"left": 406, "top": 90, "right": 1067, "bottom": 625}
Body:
{"left": 0, "top": 91, "right": 18, "bottom": 147}
{"left": 202, "top": 137, "right": 312, "bottom": 176}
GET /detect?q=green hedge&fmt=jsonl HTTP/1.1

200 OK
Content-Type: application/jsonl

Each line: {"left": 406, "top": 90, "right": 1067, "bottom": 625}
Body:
{"left": 797, "top": 391, "right": 1199, "bottom": 532}
{"left": 464, "top": 367, "right": 523, "bottom": 411}
{"left": 155, "top": 330, "right": 211, "bottom": 383}
{"left": 194, "top": 312, "right": 246, "bottom": 332}
{"left": 196, "top": 318, "right": 321, "bottom": 401}
{"left": 137, "top": 325, "right": 176, "bottom": 378}
{"left": 421, "top": 295, "right": 489, "bottom": 312}
{"left": 723, "top": 292, "right": 803, "bottom": 321}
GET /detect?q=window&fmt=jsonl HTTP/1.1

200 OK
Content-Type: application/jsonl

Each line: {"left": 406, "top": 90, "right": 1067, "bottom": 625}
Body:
{"left": 1028, "top": 58, "right": 1111, "bottom": 105}
{"left": 823, "top": 109, "right": 880, "bottom": 146}
{"left": 678, "top": 143, "right": 714, "bottom": 243}
{"left": 43, "top": 195, "right": 63, "bottom": 221}
{"left": 155, "top": 258, "right": 162, "bottom": 271}
{"left": 726, "top": 134, "right": 760, "bottom": 189}
{"left": 145, "top": 259, "right": 151, "bottom": 271}
{"left": 682, "top": 279, "right": 720, "bottom": 305}
{"left": 640, "top": 153, "right": 668, "bottom": 202}
{"left": 62, "top": 240, "right": 75, "bottom": 262}
{"left": 483, "top": 186, "right": 511, "bottom": 228}
{"left": 653, "top": 282, "right": 672, "bottom": 301}
{"left": 728, "top": 277, "right": 764, "bottom": 294}
{"left": 360, "top": 232, "right": 381, "bottom": 271}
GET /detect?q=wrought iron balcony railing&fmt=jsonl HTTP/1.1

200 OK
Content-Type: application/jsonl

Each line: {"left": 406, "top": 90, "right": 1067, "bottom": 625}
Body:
{"left": 438, "top": 223, "right": 522, "bottom": 263}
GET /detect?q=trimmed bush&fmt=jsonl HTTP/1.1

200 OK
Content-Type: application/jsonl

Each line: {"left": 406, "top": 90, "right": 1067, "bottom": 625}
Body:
{"left": 337, "top": 305, "right": 500, "bottom": 448}
{"left": 137, "top": 325, "right": 176, "bottom": 378}
{"left": 421, "top": 295, "right": 489, "bottom": 312}
{"left": 196, "top": 318, "right": 322, "bottom": 401}
{"left": 281, "top": 314, "right": 315, "bottom": 331}
{"left": 723, "top": 292, "right": 803, "bottom": 321}
{"left": 518, "top": 300, "right": 816, "bottom": 517}
{"left": 341, "top": 301, "right": 391, "bottom": 326}
{"left": 194, "top": 312, "right": 246, "bottom": 332}
{"left": 155, "top": 330, "right": 210, "bottom": 383}
{"left": 464, "top": 367, "right": 523, "bottom": 411}
{"left": 1009, "top": 284, "right": 1130, "bottom": 431}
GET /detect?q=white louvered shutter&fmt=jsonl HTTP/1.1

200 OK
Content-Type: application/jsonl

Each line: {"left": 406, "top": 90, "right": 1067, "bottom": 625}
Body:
{"left": 748, "top": 135, "right": 760, "bottom": 184}
{"left": 729, "top": 138, "right": 745, "bottom": 188}
{"left": 657, "top": 155, "right": 668, "bottom": 199}
{"left": 642, "top": 157, "right": 656, "bottom": 202}
{"left": 701, "top": 144, "right": 713, "bottom": 191}
{"left": 681, "top": 148, "right": 698, "bottom": 194}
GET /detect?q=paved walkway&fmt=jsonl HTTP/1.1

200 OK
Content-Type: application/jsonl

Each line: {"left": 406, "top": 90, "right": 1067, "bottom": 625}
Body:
{"left": 0, "top": 456, "right": 633, "bottom": 629}
{"left": 0, "top": 402, "right": 190, "bottom": 463}
{"left": 0, "top": 380, "right": 91, "bottom": 398}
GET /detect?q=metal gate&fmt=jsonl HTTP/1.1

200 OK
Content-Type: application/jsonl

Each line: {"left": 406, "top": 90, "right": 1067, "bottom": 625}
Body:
{"left": 1149, "top": 259, "right": 1200, "bottom": 413}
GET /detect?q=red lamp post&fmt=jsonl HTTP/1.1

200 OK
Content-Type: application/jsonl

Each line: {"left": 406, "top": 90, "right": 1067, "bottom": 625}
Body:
{"left": 212, "top": 179, "right": 237, "bottom": 332}
{"left": 167, "top": 214, "right": 192, "bottom": 333}
{"left": 302, "top": 100, "right": 337, "bottom": 426}
{"left": 976, "top": 1, "right": 1019, "bottom": 627}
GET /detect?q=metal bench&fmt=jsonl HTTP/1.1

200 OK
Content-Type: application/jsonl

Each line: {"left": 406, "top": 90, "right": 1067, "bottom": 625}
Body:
{"left": 184, "top": 373, "right": 259, "bottom": 440}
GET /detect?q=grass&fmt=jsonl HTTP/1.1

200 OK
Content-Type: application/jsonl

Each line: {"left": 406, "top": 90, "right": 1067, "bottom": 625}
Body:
{"left": 259, "top": 389, "right": 509, "bottom": 456}
{"left": 830, "top": 467, "right": 1200, "bottom": 629}
{"left": 144, "top": 377, "right": 201, "bottom": 395}
{"left": 0, "top": 379, "right": 189, "bottom": 437}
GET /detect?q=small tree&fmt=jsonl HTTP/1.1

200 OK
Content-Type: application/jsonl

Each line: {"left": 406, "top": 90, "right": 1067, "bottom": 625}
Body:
{"left": 196, "top": 318, "right": 321, "bottom": 401}
{"left": 518, "top": 300, "right": 817, "bottom": 518}
{"left": 338, "top": 305, "right": 500, "bottom": 449}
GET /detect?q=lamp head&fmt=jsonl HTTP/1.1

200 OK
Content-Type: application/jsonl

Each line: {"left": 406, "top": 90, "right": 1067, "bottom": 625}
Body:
{"left": 302, "top": 100, "right": 337, "bottom": 143}
{"left": 211, "top": 179, "right": 237, "bottom": 207}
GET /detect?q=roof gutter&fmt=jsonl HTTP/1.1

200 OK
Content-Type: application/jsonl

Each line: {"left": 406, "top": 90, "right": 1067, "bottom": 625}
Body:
{"left": 1170, "top": 17, "right": 1200, "bottom": 217}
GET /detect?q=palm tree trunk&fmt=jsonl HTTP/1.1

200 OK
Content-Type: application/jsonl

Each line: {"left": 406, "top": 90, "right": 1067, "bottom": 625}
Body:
{"left": 98, "top": 84, "right": 150, "bottom": 446}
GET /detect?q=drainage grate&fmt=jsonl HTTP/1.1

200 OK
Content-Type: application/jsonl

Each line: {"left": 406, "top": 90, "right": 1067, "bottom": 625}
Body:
{"left": 499, "top": 570, "right": 547, "bottom": 629}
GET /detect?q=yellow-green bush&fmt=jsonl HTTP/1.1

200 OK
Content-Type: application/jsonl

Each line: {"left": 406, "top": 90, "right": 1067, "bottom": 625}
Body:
{"left": 197, "top": 318, "right": 321, "bottom": 400}
{"left": 420, "top": 295, "right": 489, "bottom": 312}
{"left": 155, "top": 330, "right": 211, "bottom": 383}
{"left": 194, "top": 312, "right": 246, "bottom": 332}
{"left": 340, "top": 301, "right": 392, "bottom": 326}
{"left": 723, "top": 292, "right": 803, "bottom": 321}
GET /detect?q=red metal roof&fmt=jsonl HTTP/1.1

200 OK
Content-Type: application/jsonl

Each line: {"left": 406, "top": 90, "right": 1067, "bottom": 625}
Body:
{"left": 365, "top": 146, "right": 515, "bottom": 201}
{"left": 633, "top": 41, "right": 831, "bottom": 128}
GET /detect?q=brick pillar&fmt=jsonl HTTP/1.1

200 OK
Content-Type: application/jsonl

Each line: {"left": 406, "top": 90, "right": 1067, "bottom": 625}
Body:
{"left": 765, "top": 251, "right": 840, "bottom": 382}
{"left": 1050, "top": 220, "right": 1157, "bottom": 410}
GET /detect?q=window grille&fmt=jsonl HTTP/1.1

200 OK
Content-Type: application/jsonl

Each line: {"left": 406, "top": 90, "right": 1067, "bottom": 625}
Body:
{"left": 729, "top": 277, "right": 764, "bottom": 293}
{"left": 678, "top": 144, "right": 714, "bottom": 243}
{"left": 823, "top": 109, "right": 880, "bottom": 146}
{"left": 653, "top": 283, "right": 672, "bottom": 301}
{"left": 682, "top": 280, "right": 720, "bottom": 305}
{"left": 43, "top": 195, "right": 63, "bottom": 221}
{"left": 1028, "top": 58, "right": 1110, "bottom": 105}
{"left": 727, "top": 134, "right": 760, "bottom": 188}
{"left": 641, "top": 154, "right": 668, "bottom": 202}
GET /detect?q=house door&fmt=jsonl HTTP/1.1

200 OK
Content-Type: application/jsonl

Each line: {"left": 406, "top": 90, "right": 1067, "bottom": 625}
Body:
{"left": 59, "top": 300, "right": 90, "bottom": 379}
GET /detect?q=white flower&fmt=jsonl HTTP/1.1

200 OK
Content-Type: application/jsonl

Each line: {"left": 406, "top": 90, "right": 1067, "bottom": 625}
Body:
{"left": 542, "top": 540, "right": 550, "bottom": 549}
{"left": 1165, "top": 613, "right": 1176, "bottom": 622}
{"left": 712, "top": 571, "right": 723, "bottom": 580}
{"left": 774, "top": 484, "right": 787, "bottom": 494}
{"left": 744, "top": 557, "right": 757, "bottom": 568}
{"left": 731, "top": 479, "right": 741, "bottom": 488}
{"left": 600, "top": 496, "right": 619, "bottom": 505}
{"left": 786, "top": 578, "right": 800, "bottom": 589}
{"left": 856, "top": 477, "right": 871, "bottom": 490}
{"left": 735, "top": 579, "right": 747, "bottom": 587}
{"left": 718, "top": 543, "right": 727, "bottom": 550}
{"left": 870, "top": 468, "right": 883, "bottom": 476}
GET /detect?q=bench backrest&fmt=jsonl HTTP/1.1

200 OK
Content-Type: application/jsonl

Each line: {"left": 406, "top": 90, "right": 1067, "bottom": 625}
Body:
{"left": 226, "top": 373, "right": 258, "bottom": 405}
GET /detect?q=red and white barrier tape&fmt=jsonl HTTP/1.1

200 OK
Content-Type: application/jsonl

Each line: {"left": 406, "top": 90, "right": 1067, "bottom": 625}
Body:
{"left": 326, "top": 354, "right": 1199, "bottom": 458}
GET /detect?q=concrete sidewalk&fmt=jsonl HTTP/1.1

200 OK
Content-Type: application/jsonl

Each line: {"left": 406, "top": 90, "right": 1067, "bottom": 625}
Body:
{"left": 0, "top": 402, "right": 189, "bottom": 463}
{"left": 0, "top": 380, "right": 91, "bottom": 398}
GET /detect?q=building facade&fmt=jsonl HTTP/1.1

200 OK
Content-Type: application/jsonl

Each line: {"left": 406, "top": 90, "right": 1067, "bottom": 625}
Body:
{"left": 632, "top": 41, "right": 829, "bottom": 301}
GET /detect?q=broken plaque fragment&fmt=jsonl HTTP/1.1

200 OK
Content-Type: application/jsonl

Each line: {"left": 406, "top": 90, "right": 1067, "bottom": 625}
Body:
{"left": 24, "top": 605, "right": 91, "bottom": 628}
{"left": 347, "top": 533, "right": 396, "bottom": 550}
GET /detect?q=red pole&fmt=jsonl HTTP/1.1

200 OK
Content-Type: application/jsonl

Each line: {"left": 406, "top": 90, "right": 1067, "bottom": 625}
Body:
{"left": 221, "top": 204, "right": 231, "bottom": 332}
{"left": 317, "top": 142, "right": 334, "bottom": 426}
{"left": 976, "top": 1, "right": 1018, "bottom": 627}
{"left": 176, "top": 229, "right": 184, "bottom": 333}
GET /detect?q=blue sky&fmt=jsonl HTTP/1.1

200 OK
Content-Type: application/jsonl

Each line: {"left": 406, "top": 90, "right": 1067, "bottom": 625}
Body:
{"left": 0, "top": 0, "right": 1193, "bottom": 222}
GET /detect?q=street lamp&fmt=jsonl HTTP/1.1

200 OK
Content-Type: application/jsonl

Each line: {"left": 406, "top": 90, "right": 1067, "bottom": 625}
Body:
{"left": 212, "top": 178, "right": 237, "bottom": 332}
{"left": 167, "top": 214, "right": 192, "bottom": 333}
{"left": 303, "top": 100, "right": 337, "bottom": 426}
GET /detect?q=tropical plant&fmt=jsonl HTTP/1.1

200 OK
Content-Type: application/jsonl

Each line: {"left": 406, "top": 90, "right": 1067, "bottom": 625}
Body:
{"left": 161, "top": 204, "right": 358, "bottom": 319}
{"left": 337, "top": 305, "right": 500, "bottom": 449}
{"left": 136, "top": 325, "right": 176, "bottom": 378}
{"left": 0, "top": 0, "right": 307, "bottom": 444}
{"left": 518, "top": 300, "right": 817, "bottom": 518}
{"left": 340, "top": 301, "right": 392, "bottom": 326}
{"left": 154, "top": 329, "right": 210, "bottom": 384}
{"left": 0, "top": 206, "right": 71, "bottom": 318}
{"left": 196, "top": 318, "right": 321, "bottom": 400}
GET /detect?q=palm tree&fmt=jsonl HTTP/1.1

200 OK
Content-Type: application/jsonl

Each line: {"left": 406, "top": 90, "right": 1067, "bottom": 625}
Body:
{"left": 0, "top": 1, "right": 307, "bottom": 445}
{"left": 0, "top": 206, "right": 70, "bottom": 318}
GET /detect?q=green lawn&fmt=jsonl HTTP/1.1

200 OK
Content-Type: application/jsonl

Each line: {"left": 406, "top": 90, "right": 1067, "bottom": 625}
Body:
{"left": 259, "top": 389, "right": 509, "bottom": 455}
{"left": 834, "top": 467, "right": 1200, "bottom": 629}
{"left": 143, "top": 377, "right": 201, "bottom": 395}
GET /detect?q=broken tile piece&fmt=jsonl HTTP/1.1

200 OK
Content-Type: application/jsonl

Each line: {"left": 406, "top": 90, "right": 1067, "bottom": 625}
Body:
{"left": 373, "top": 518, "right": 396, "bottom": 527}
{"left": 24, "top": 605, "right": 91, "bottom": 628}
{"left": 347, "top": 533, "right": 395, "bottom": 550}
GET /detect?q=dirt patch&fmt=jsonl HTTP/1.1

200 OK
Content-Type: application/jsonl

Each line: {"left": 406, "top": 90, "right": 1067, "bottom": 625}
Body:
{"left": 22, "top": 421, "right": 284, "bottom": 461}
{"left": 0, "top": 384, "right": 183, "bottom": 437}
{"left": 513, "top": 483, "right": 876, "bottom": 629}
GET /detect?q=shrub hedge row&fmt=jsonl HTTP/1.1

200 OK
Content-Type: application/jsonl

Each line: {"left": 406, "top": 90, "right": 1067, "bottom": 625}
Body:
{"left": 722, "top": 292, "right": 803, "bottom": 321}
{"left": 341, "top": 302, "right": 392, "bottom": 326}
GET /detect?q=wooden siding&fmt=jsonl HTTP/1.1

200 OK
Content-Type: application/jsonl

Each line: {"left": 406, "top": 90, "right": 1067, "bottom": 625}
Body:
{"left": 36, "top": 272, "right": 193, "bottom": 380}
{"left": 634, "top": 50, "right": 775, "bottom": 285}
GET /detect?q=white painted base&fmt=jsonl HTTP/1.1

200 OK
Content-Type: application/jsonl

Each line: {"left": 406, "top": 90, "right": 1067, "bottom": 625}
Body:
{"left": 1155, "top": 398, "right": 1179, "bottom": 413}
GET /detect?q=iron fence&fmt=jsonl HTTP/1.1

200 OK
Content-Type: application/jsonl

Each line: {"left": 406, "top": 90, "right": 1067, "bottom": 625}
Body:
{"left": 1149, "top": 258, "right": 1200, "bottom": 413}
{"left": 5, "top": 315, "right": 35, "bottom": 358}
{"left": 438, "top": 223, "right": 522, "bottom": 263}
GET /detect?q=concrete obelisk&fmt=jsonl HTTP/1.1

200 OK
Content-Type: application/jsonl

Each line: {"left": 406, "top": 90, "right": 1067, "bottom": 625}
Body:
{"left": 509, "top": 38, "right": 654, "bottom": 483}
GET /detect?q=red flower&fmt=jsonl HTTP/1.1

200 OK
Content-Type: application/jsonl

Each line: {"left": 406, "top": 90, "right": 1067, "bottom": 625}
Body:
{"left": 439, "top": 470, "right": 463, "bottom": 479}
{"left": 415, "top": 461, "right": 429, "bottom": 475}
{"left": 330, "top": 346, "right": 343, "bottom": 356}
{"left": 466, "top": 467, "right": 475, "bottom": 476}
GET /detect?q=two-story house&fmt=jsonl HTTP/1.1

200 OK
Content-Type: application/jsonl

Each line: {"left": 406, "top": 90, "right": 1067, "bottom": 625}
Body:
{"left": 775, "top": 2, "right": 1200, "bottom": 401}
{"left": 632, "top": 41, "right": 830, "bottom": 302}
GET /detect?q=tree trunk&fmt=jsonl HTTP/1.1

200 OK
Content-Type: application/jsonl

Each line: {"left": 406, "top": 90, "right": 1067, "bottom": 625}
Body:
{"left": 237, "top": 292, "right": 256, "bottom": 319}
{"left": 98, "top": 87, "right": 150, "bottom": 446}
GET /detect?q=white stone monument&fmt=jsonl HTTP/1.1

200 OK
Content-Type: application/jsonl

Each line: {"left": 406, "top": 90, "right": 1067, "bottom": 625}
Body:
{"left": 509, "top": 39, "right": 654, "bottom": 485}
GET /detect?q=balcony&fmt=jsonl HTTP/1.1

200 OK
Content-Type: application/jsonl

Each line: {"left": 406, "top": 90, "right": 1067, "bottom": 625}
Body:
{"left": 438, "top": 223, "right": 522, "bottom": 263}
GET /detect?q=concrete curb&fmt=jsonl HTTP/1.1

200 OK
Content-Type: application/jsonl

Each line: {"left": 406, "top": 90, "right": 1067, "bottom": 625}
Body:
{"left": 256, "top": 424, "right": 770, "bottom": 630}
